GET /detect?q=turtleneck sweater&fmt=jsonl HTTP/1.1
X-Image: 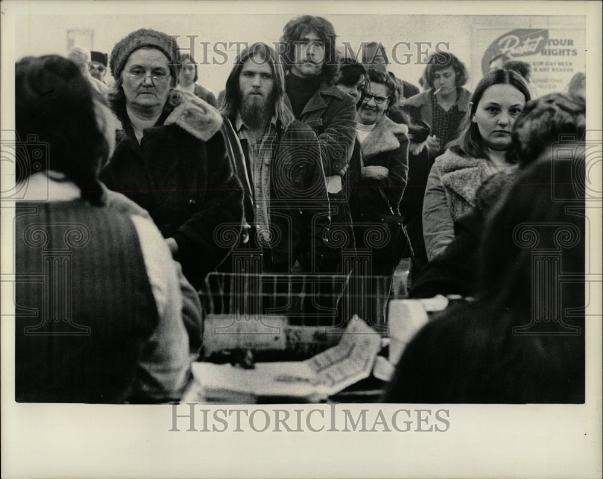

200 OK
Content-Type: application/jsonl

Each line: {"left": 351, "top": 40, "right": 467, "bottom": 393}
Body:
{"left": 285, "top": 73, "right": 323, "bottom": 118}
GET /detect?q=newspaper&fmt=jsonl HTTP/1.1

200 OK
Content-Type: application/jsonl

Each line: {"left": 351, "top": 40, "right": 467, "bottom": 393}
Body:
{"left": 189, "top": 316, "right": 381, "bottom": 402}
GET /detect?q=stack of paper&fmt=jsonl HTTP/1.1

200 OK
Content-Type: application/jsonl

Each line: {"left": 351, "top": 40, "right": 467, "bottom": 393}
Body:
{"left": 188, "top": 316, "right": 382, "bottom": 403}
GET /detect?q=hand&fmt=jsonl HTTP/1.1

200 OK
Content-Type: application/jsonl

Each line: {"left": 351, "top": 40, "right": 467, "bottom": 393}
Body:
{"left": 165, "top": 237, "right": 179, "bottom": 256}
{"left": 362, "top": 166, "right": 390, "bottom": 180}
{"left": 426, "top": 135, "right": 441, "bottom": 152}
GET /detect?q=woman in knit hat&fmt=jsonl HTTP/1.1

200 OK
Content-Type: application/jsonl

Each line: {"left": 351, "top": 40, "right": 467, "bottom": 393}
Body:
{"left": 101, "top": 28, "right": 244, "bottom": 288}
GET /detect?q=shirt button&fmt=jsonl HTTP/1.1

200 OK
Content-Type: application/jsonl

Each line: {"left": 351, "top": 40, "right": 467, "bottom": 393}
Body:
{"left": 188, "top": 199, "right": 197, "bottom": 206}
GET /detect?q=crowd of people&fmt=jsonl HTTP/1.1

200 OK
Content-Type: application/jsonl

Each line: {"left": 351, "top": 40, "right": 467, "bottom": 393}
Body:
{"left": 14, "top": 15, "right": 587, "bottom": 403}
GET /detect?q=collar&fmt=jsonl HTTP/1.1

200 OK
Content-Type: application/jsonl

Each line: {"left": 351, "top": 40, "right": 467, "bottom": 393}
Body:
{"left": 20, "top": 171, "right": 80, "bottom": 201}
{"left": 403, "top": 88, "right": 471, "bottom": 113}
{"left": 295, "top": 81, "right": 346, "bottom": 116}
{"left": 360, "top": 115, "right": 408, "bottom": 158}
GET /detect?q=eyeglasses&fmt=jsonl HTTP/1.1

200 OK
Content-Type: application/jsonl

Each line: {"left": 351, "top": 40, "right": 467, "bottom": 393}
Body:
{"left": 362, "top": 93, "right": 389, "bottom": 105}
{"left": 125, "top": 69, "right": 171, "bottom": 83}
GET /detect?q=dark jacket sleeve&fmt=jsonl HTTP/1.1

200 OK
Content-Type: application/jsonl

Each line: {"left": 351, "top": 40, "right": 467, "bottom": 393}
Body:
{"left": 382, "top": 133, "right": 409, "bottom": 209}
{"left": 319, "top": 94, "right": 357, "bottom": 176}
{"left": 170, "top": 130, "right": 244, "bottom": 281}
{"left": 275, "top": 121, "right": 329, "bottom": 270}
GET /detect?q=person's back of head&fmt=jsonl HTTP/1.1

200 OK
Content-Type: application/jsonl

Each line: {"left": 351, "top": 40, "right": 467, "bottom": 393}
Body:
{"left": 16, "top": 55, "right": 108, "bottom": 204}
{"left": 507, "top": 92, "right": 585, "bottom": 167}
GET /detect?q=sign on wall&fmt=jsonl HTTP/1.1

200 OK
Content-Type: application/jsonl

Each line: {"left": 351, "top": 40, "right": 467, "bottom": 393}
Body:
{"left": 473, "top": 26, "right": 585, "bottom": 95}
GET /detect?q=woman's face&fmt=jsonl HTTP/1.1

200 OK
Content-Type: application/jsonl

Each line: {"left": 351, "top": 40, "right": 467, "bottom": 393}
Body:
{"left": 357, "top": 82, "right": 390, "bottom": 125}
{"left": 121, "top": 47, "right": 172, "bottom": 109}
{"left": 472, "top": 83, "right": 526, "bottom": 150}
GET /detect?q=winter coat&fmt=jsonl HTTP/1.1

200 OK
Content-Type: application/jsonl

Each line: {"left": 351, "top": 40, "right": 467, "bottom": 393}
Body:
{"left": 422, "top": 147, "right": 508, "bottom": 260}
{"left": 222, "top": 117, "right": 330, "bottom": 272}
{"left": 350, "top": 115, "right": 409, "bottom": 219}
{"left": 401, "top": 88, "right": 471, "bottom": 158}
{"left": 350, "top": 115, "right": 410, "bottom": 273}
{"left": 101, "top": 119, "right": 244, "bottom": 288}
{"left": 295, "top": 83, "right": 357, "bottom": 179}
{"left": 193, "top": 84, "right": 218, "bottom": 107}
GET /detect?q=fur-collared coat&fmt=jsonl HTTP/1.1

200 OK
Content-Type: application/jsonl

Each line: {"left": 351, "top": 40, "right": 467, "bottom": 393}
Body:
{"left": 350, "top": 115, "right": 409, "bottom": 219}
{"left": 350, "top": 115, "right": 409, "bottom": 274}
{"left": 422, "top": 147, "right": 513, "bottom": 260}
{"left": 101, "top": 105, "right": 244, "bottom": 288}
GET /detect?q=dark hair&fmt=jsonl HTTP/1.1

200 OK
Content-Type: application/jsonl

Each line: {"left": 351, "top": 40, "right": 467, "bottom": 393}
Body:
{"left": 507, "top": 93, "right": 585, "bottom": 167}
{"left": 420, "top": 51, "right": 469, "bottom": 89}
{"left": 453, "top": 69, "right": 531, "bottom": 159}
{"left": 478, "top": 151, "right": 584, "bottom": 312}
{"left": 280, "top": 15, "right": 339, "bottom": 84}
{"left": 179, "top": 53, "right": 198, "bottom": 82}
{"left": 16, "top": 55, "right": 107, "bottom": 205}
{"left": 221, "top": 42, "right": 294, "bottom": 129}
{"left": 503, "top": 60, "right": 532, "bottom": 81}
{"left": 364, "top": 68, "right": 398, "bottom": 106}
{"left": 336, "top": 58, "right": 366, "bottom": 87}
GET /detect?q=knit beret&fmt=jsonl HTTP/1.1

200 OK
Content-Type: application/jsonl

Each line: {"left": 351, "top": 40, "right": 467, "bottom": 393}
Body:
{"left": 109, "top": 28, "right": 179, "bottom": 80}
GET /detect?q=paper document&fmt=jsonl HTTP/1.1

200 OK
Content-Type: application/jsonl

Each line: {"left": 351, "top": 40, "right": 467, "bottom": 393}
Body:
{"left": 191, "top": 316, "right": 381, "bottom": 402}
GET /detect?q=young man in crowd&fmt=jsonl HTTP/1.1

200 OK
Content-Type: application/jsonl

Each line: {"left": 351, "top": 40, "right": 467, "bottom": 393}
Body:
{"left": 280, "top": 15, "right": 357, "bottom": 271}
{"left": 100, "top": 28, "right": 243, "bottom": 288}
{"left": 220, "top": 42, "right": 328, "bottom": 273}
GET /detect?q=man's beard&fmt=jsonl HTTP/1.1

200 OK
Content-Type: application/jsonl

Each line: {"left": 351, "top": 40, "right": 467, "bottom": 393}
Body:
{"left": 240, "top": 93, "right": 273, "bottom": 130}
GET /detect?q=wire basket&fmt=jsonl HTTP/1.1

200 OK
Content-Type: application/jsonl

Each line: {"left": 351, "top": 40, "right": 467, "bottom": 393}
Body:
{"left": 200, "top": 272, "right": 404, "bottom": 334}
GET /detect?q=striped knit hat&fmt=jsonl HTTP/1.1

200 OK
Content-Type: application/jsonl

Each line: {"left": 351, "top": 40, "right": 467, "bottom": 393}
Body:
{"left": 109, "top": 28, "right": 179, "bottom": 80}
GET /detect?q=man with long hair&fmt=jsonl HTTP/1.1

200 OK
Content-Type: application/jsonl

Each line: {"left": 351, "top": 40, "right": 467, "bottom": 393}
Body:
{"left": 221, "top": 42, "right": 328, "bottom": 273}
{"left": 280, "top": 15, "right": 357, "bottom": 266}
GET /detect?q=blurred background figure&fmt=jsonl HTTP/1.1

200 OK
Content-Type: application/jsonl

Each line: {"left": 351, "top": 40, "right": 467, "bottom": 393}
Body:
{"left": 503, "top": 59, "right": 540, "bottom": 98}
{"left": 15, "top": 54, "right": 200, "bottom": 403}
{"left": 68, "top": 47, "right": 110, "bottom": 97}
{"left": 487, "top": 52, "right": 511, "bottom": 72}
{"left": 89, "top": 50, "right": 109, "bottom": 82}
{"left": 176, "top": 53, "right": 218, "bottom": 106}
{"left": 567, "top": 71, "right": 586, "bottom": 101}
